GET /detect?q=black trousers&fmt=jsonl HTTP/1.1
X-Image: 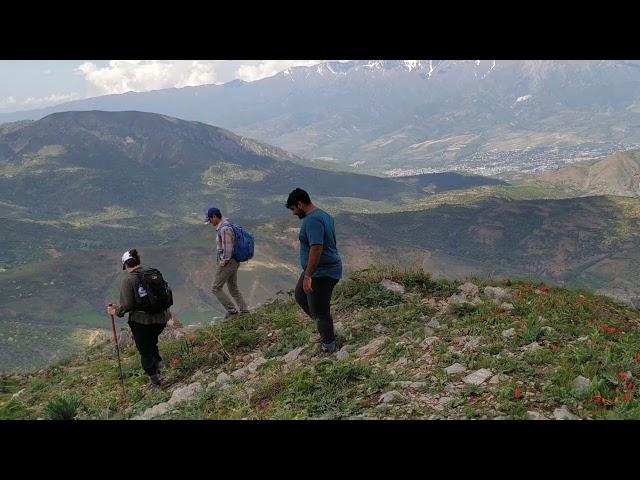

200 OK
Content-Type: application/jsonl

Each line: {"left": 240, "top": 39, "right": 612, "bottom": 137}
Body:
{"left": 294, "top": 273, "right": 339, "bottom": 344}
{"left": 128, "top": 321, "right": 166, "bottom": 376}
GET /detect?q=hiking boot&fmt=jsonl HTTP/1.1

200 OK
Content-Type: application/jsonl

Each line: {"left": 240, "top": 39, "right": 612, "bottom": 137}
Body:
{"left": 239, "top": 309, "right": 251, "bottom": 315}
{"left": 149, "top": 373, "right": 162, "bottom": 387}
{"left": 224, "top": 311, "right": 239, "bottom": 319}
{"left": 321, "top": 341, "right": 337, "bottom": 354}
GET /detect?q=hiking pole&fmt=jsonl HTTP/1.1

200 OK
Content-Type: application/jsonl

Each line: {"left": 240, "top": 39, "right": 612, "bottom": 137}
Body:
{"left": 108, "top": 305, "right": 127, "bottom": 402}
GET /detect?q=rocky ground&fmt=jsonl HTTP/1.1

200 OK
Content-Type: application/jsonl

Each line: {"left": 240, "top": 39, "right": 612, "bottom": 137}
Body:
{"left": 2, "top": 266, "right": 640, "bottom": 420}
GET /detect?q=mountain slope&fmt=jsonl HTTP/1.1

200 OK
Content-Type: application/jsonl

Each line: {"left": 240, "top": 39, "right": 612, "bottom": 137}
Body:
{"left": 2, "top": 266, "right": 640, "bottom": 420}
{"left": 540, "top": 149, "right": 640, "bottom": 197}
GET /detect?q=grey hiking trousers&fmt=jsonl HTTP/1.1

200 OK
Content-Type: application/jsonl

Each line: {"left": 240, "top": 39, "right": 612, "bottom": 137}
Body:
{"left": 211, "top": 259, "right": 248, "bottom": 314}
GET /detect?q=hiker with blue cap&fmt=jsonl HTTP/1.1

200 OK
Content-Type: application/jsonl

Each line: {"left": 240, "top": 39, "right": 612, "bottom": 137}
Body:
{"left": 205, "top": 207, "right": 253, "bottom": 319}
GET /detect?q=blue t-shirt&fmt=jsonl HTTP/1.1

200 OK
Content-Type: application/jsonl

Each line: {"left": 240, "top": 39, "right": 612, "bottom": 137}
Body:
{"left": 299, "top": 208, "right": 342, "bottom": 280}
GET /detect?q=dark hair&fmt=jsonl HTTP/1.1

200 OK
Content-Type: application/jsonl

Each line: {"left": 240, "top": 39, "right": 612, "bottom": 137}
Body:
{"left": 123, "top": 249, "right": 141, "bottom": 269}
{"left": 286, "top": 188, "right": 311, "bottom": 209}
{"left": 213, "top": 211, "right": 222, "bottom": 219}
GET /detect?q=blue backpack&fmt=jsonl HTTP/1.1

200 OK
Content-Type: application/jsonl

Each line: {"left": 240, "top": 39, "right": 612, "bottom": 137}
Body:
{"left": 226, "top": 224, "right": 254, "bottom": 262}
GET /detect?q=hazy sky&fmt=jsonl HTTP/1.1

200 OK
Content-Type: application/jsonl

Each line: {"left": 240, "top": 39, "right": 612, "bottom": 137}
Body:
{"left": 0, "top": 60, "right": 324, "bottom": 112}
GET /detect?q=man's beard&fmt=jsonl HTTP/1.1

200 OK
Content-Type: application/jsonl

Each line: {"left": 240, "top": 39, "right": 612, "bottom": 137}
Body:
{"left": 296, "top": 211, "right": 306, "bottom": 219}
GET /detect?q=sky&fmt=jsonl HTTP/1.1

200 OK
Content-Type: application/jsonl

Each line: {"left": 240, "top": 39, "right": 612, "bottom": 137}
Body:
{"left": 0, "top": 60, "right": 325, "bottom": 113}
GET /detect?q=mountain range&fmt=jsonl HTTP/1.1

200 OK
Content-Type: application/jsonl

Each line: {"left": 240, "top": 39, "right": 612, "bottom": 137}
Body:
{"left": 3, "top": 60, "right": 640, "bottom": 173}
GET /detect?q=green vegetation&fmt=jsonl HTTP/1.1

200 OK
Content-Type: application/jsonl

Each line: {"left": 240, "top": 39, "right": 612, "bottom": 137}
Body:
{"left": 3, "top": 266, "right": 638, "bottom": 420}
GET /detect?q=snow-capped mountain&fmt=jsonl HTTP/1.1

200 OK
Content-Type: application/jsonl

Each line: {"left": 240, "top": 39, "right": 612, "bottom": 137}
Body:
{"left": 3, "top": 60, "right": 640, "bottom": 173}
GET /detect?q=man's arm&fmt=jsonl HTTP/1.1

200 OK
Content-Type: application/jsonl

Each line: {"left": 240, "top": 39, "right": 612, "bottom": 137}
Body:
{"left": 220, "top": 226, "right": 234, "bottom": 266}
{"left": 305, "top": 245, "right": 323, "bottom": 278}
{"left": 115, "top": 277, "right": 136, "bottom": 317}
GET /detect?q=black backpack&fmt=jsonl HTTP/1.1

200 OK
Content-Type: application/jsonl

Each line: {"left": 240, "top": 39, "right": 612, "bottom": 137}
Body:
{"left": 134, "top": 267, "right": 174, "bottom": 314}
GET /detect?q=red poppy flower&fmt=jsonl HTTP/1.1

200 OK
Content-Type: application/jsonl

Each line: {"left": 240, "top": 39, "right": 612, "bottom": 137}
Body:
{"left": 623, "top": 383, "right": 637, "bottom": 391}
{"left": 636, "top": 353, "right": 640, "bottom": 362}
{"left": 624, "top": 393, "right": 633, "bottom": 402}
{"left": 550, "top": 344, "right": 559, "bottom": 353}
{"left": 592, "top": 396, "right": 605, "bottom": 405}
{"left": 170, "top": 356, "right": 179, "bottom": 366}
{"left": 578, "top": 297, "right": 585, "bottom": 305}
{"left": 187, "top": 335, "right": 197, "bottom": 343}
{"left": 538, "top": 286, "right": 548, "bottom": 294}
{"left": 514, "top": 388, "right": 522, "bottom": 399}
{"left": 619, "top": 371, "right": 628, "bottom": 381}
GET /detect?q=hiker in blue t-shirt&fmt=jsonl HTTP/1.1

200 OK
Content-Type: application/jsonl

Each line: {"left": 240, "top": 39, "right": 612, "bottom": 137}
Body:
{"left": 286, "top": 188, "right": 342, "bottom": 353}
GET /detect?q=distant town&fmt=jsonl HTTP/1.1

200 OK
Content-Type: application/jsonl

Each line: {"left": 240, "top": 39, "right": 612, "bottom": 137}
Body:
{"left": 384, "top": 142, "right": 640, "bottom": 177}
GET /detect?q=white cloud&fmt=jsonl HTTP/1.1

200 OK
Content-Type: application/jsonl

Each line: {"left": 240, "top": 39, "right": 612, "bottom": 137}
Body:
{"left": 76, "top": 60, "right": 222, "bottom": 95}
{"left": 0, "top": 93, "right": 83, "bottom": 112}
{"left": 235, "top": 60, "right": 323, "bottom": 82}
{"left": 0, "top": 96, "right": 17, "bottom": 109}
{"left": 21, "top": 93, "right": 82, "bottom": 107}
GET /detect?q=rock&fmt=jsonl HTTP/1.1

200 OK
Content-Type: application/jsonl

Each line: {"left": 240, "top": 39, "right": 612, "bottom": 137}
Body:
{"left": 283, "top": 346, "right": 305, "bottom": 364}
{"left": 168, "top": 382, "right": 203, "bottom": 405}
{"left": 390, "top": 381, "right": 425, "bottom": 390}
{"left": 132, "top": 402, "right": 170, "bottom": 420}
{"left": 572, "top": 375, "right": 592, "bottom": 393}
{"left": 438, "top": 396, "right": 454, "bottom": 405}
{"left": 577, "top": 336, "right": 589, "bottom": 342}
{"left": 426, "top": 318, "right": 441, "bottom": 330}
{"left": 355, "top": 336, "right": 389, "bottom": 357}
{"left": 463, "top": 336, "right": 481, "bottom": 352}
{"left": 379, "top": 390, "right": 403, "bottom": 404}
{"left": 87, "top": 330, "right": 109, "bottom": 347}
{"left": 444, "top": 363, "right": 467, "bottom": 376}
{"left": 500, "top": 303, "right": 514, "bottom": 312}
{"left": 448, "top": 293, "right": 467, "bottom": 305}
{"left": 527, "top": 411, "right": 549, "bottom": 420}
{"left": 216, "top": 372, "right": 232, "bottom": 385}
{"left": 444, "top": 382, "right": 464, "bottom": 394}
{"left": 116, "top": 328, "right": 135, "bottom": 348}
{"left": 484, "top": 286, "right": 511, "bottom": 304}
{"left": 394, "top": 357, "right": 408, "bottom": 367}
{"left": 502, "top": 328, "right": 516, "bottom": 339}
{"left": 553, "top": 405, "right": 580, "bottom": 420}
{"left": 541, "top": 326, "right": 555, "bottom": 334}
{"left": 462, "top": 368, "right": 493, "bottom": 386}
{"left": 420, "top": 336, "right": 439, "bottom": 349}
{"left": 423, "top": 326, "right": 435, "bottom": 336}
{"left": 471, "top": 297, "right": 484, "bottom": 306}
{"left": 459, "top": 282, "right": 479, "bottom": 298}
{"left": 521, "top": 342, "right": 542, "bottom": 353}
{"left": 494, "top": 416, "right": 512, "bottom": 420}
{"left": 333, "top": 321, "right": 344, "bottom": 335}
{"left": 488, "top": 373, "right": 509, "bottom": 385}
{"left": 246, "top": 356, "right": 267, "bottom": 373}
{"left": 11, "top": 388, "right": 25, "bottom": 400}
{"left": 380, "top": 279, "right": 405, "bottom": 294}
{"left": 335, "top": 347, "right": 350, "bottom": 360}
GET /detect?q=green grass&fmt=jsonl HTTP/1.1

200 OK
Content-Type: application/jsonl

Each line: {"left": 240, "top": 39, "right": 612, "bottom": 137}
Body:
{"left": 3, "top": 267, "right": 640, "bottom": 420}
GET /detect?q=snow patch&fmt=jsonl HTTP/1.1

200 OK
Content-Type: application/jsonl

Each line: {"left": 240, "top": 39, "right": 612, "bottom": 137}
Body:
{"left": 404, "top": 60, "right": 419, "bottom": 72}
{"left": 516, "top": 94, "right": 532, "bottom": 103}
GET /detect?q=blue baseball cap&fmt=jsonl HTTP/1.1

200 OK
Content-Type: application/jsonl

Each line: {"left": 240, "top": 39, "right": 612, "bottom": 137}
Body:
{"left": 204, "top": 207, "right": 221, "bottom": 223}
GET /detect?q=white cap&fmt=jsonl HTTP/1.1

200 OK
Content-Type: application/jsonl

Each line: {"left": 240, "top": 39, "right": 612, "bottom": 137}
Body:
{"left": 121, "top": 250, "right": 134, "bottom": 269}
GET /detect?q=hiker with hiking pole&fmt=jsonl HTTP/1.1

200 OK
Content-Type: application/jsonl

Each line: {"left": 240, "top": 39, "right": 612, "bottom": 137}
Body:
{"left": 205, "top": 207, "right": 254, "bottom": 320}
{"left": 107, "top": 249, "right": 174, "bottom": 388}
